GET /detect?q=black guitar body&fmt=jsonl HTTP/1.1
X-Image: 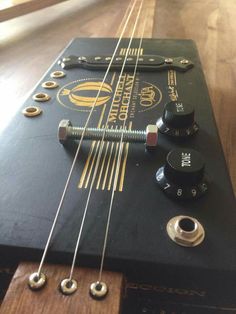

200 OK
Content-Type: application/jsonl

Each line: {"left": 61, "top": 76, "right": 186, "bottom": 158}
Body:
{"left": 0, "top": 38, "right": 235, "bottom": 313}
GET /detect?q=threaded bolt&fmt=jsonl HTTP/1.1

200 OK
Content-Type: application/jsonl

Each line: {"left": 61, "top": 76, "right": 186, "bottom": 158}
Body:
{"left": 58, "top": 120, "right": 158, "bottom": 148}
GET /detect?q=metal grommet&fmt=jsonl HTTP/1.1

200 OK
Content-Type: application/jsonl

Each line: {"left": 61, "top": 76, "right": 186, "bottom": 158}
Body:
{"left": 41, "top": 81, "right": 58, "bottom": 89}
{"left": 33, "top": 93, "right": 50, "bottom": 102}
{"left": 89, "top": 281, "right": 108, "bottom": 300}
{"left": 50, "top": 71, "right": 66, "bottom": 78}
{"left": 22, "top": 106, "right": 42, "bottom": 117}
{"left": 28, "top": 272, "right": 47, "bottom": 290}
{"left": 59, "top": 278, "right": 78, "bottom": 295}
{"left": 167, "top": 215, "right": 205, "bottom": 247}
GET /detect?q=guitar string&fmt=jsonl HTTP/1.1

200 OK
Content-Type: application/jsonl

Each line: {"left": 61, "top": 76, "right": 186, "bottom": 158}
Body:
{"left": 36, "top": 0, "right": 138, "bottom": 277}
{"left": 115, "top": 0, "right": 133, "bottom": 37}
{"left": 67, "top": 0, "right": 144, "bottom": 282}
{"left": 98, "top": 4, "right": 148, "bottom": 283}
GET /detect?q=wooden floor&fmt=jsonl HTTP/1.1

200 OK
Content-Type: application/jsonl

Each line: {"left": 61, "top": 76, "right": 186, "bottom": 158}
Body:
{"left": 0, "top": 0, "right": 236, "bottom": 193}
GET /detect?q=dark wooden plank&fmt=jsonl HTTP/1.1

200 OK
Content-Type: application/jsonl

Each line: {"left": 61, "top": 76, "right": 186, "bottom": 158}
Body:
{"left": 0, "top": 263, "right": 123, "bottom": 314}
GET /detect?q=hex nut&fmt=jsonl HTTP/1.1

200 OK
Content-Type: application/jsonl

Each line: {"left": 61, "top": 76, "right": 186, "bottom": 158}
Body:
{"left": 167, "top": 215, "right": 205, "bottom": 247}
{"left": 146, "top": 125, "right": 158, "bottom": 148}
{"left": 58, "top": 120, "right": 72, "bottom": 144}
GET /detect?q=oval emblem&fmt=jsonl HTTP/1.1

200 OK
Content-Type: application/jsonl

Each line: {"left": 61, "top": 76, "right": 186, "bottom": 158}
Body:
{"left": 138, "top": 81, "right": 162, "bottom": 112}
{"left": 57, "top": 79, "right": 113, "bottom": 111}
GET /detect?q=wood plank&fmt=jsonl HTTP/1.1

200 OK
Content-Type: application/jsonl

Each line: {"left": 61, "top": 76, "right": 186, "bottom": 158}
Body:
{"left": 0, "top": 263, "right": 123, "bottom": 314}
{"left": 154, "top": 0, "right": 236, "bottom": 193}
{"left": 0, "top": 0, "right": 68, "bottom": 22}
{"left": 121, "top": 0, "right": 156, "bottom": 37}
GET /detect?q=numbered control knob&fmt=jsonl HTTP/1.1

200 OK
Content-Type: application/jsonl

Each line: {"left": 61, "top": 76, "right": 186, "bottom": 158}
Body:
{"left": 156, "top": 148, "right": 208, "bottom": 200}
{"left": 156, "top": 101, "right": 199, "bottom": 138}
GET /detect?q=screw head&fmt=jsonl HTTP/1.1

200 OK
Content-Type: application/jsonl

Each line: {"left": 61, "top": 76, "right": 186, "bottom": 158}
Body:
{"left": 165, "top": 58, "right": 173, "bottom": 64}
{"left": 58, "top": 120, "right": 72, "bottom": 144}
{"left": 146, "top": 125, "right": 158, "bottom": 148}
{"left": 180, "top": 59, "right": 189, "bottom": 64}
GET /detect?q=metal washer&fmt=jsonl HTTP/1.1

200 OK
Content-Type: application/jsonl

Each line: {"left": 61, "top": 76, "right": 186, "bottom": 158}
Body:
{"left": 28, "top": 272, "right": 47, "bottom": 290}
{"left": 22, "top": 106, "right": 42, "bottom": 117}
{"left": 89, "top": 281, "right": 108, "bottom": 300}
{"left": 60, "top": 278, "right": 78, "bottom": 295}
{"left": 50, "top": 71, "right": 66, "bottom": 78}
{"left": 33, "top": 93, "right": 51, "bottom": 102}
{"left": 42, "top": 81, "right": 58, "bottom": 89}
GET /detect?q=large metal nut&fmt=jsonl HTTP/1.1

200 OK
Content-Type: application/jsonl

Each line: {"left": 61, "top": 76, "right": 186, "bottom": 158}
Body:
{"left": 58, "top": 119, "right": 72, "bottom": 144}
{"left": 146, "top": 125, "right": 158, "bottom": 148}
{"left": 167, "top": 215, "right": 205, "bottom": 247}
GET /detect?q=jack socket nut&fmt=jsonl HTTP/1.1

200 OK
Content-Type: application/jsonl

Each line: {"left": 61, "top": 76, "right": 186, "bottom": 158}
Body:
{"left": 167, "top": 215, "right": 205, "bottom": 247}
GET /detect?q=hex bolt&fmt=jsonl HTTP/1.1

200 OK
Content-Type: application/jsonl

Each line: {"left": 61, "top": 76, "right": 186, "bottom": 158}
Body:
{"left": 58, "top": 120, "right": 158, "bottom": 148}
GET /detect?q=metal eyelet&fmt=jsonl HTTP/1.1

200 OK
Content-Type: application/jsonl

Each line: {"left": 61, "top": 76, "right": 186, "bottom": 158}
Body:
{"left": 33, "top": 93, "right": 51, "bottom": 102}
{"left": 41, "top": 81, "right": 58, "bottom": 89}
{"left": 28, "top": 272, "right": 47, "bottom": 290}
{"left": 89, "top": 281, "right": 108, "bottom": 300}
{"left": 59, "top": 278, "right": 78, "bottom": 295}
{"left": 50, "top": 71, "right": 66, "bottom": 78}
{"left": 22, "top": 106, "right": 42, "bottom": 117}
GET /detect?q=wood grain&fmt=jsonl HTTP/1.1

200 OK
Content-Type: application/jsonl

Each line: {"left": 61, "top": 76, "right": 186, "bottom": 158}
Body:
{"left": 0, "top": 263, "right": 123, "bottom": 314}
{"left": 1, "top": 0, "right": 235, "bottom": 192}
{"left": 154, "top": 0, "right": 236, "bottom": 192}
{"left": 0, "top": 0, "right": 69, "bottom": 22}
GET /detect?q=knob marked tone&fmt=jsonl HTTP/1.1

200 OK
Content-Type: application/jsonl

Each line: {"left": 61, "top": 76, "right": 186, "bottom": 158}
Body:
{"left": 156, "top": 148, "right": 208, "bottom": 200}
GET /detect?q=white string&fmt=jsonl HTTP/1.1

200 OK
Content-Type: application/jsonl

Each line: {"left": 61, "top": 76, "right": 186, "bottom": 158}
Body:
{"left": 36, "top": 0, "right": 138, "bottom": 277}
{"left": 67, "top": 0, "right": 145, "bottom": 282}
{"left": 98, "top": 5, "right": 148, "bottom": 283}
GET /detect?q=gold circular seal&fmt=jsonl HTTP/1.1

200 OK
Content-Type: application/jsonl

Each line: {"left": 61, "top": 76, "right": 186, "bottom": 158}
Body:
{"left": 57, "top": 79, "right": 113, "bottom": 112}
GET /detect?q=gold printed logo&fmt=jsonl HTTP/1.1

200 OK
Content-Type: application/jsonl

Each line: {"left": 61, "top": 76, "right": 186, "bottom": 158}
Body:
{"left": 138, "top": 81, "right": 162, "bottom": 112}
{"left": 57, "top": 79, "right": 113, "bottom": 111}
{"left": 140, "top": 86, "right": 156, "bottom": 107}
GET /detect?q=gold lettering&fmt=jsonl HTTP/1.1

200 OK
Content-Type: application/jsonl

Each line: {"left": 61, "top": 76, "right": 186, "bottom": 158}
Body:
{"left": 126, "top": 282, "right": 206, "bottom": 298}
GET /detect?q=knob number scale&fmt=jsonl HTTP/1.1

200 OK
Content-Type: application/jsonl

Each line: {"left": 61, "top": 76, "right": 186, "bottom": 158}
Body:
{"left": 156, "top": 149, "right": 209, "bottom": 200}
{"left": 157, "top": 101, "right": 199, "bottom": 138}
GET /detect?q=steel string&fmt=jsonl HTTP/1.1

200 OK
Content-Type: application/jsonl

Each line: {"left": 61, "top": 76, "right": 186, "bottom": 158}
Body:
{"left": 36, "top": 0, "right": 139, "bottom": 277}
{"left": 98, "top": 5, "right": 148, "bottom": 283}
{"left": 66, "top": 0, "right": 145, "bottom": 282}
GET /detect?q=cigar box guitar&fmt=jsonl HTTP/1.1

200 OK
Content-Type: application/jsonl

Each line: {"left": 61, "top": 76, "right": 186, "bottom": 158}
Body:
{"left": 0, "top": 1, "right": 236, "bottom": 313}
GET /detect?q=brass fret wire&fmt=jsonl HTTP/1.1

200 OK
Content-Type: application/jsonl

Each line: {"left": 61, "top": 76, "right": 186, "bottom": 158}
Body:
{"left": 36, "top": 0, "right": 139, "bottom": 277}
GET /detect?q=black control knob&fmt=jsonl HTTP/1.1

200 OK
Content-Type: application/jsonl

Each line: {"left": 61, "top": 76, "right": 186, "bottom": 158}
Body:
{"left": 156, "top": 101, "right": 199, "bottom": 138}
{"left": 156, "top": 148, "right": 208, "bottom": 200}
